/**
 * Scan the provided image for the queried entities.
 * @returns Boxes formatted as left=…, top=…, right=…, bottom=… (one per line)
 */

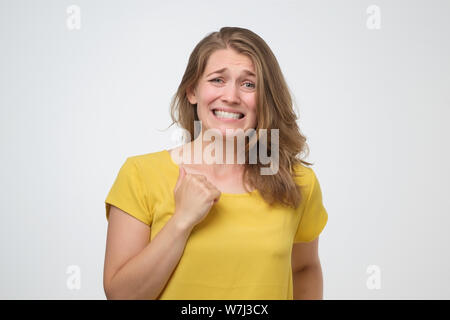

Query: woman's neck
left=182, top=135, right=246, bottom=179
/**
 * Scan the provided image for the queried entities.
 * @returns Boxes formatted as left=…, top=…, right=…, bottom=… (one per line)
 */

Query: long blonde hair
left=168, top=26, right=313, bottom=209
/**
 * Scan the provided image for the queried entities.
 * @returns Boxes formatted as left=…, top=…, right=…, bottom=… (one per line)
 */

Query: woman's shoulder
left=292, top=162, right=314, bottom=177
left=292, top=162, right=327, bottom=206
left=292, top=162, right=318, bottom=189
left=125, top=149, right=175, bottom=172
left=126, top=149, right=166, bottom=162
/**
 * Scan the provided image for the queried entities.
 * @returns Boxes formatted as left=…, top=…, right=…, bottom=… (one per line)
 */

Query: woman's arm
left=291, top=237, right=324, bottom=300
left=292, top=263, right=323, bottom=299
left=103, top=205, right=194, bottom=300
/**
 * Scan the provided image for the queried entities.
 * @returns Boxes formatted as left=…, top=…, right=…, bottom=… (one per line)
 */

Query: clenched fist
left=172, top=166, right=221, bottom=229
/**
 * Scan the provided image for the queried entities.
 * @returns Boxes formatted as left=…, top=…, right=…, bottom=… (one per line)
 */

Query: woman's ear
left=186, top=86, right=197, bottom=105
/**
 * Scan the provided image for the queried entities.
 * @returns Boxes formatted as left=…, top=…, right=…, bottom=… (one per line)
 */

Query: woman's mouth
left=211, top=109, right=245, bottom=122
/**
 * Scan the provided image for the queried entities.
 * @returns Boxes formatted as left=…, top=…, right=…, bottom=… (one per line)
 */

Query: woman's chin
left=205, top=126, right=246, bottom=139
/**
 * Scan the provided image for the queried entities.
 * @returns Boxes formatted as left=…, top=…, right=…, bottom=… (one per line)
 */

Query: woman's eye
left=209, top=78, right=255, bottom=89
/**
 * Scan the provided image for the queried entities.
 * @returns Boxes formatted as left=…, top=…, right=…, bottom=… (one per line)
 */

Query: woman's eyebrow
left=206, top=68, right=256, bottom=77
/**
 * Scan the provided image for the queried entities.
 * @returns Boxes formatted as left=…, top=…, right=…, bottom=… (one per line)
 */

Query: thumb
left=174, top=166, right=186, bottom=191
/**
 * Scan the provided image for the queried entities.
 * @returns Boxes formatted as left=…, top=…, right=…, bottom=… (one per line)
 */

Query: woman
left=103, top=27, right=328, bottom=300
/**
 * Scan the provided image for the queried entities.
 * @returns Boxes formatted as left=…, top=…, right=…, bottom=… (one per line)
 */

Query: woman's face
left=187, top=48, right=258, bottom=139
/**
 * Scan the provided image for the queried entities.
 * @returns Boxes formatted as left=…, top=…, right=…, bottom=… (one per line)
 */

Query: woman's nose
left=222, top=83, right=241, bottom=104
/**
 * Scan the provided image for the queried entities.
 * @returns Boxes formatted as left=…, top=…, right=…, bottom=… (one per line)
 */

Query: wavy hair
left=168, top=26, right=313, bottom=209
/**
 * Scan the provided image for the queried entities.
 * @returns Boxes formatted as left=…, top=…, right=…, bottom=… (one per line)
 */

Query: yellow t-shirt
left=104, top=149, right=328, bottom=300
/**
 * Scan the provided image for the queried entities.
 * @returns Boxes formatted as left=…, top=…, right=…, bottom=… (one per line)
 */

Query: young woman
left=103, top=27, right=328, bottom=300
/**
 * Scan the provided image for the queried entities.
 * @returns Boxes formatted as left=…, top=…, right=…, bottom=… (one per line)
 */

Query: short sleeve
left=104, top=157, right=152, bottom=226
left=293, top=169, right=328, bottom=243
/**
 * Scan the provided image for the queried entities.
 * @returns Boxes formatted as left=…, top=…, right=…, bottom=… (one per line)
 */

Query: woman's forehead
left=205, top=49, right=255, bottom=74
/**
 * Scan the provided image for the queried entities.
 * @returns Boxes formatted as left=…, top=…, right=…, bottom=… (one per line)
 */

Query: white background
left=1, top=0, right=449, bottom=299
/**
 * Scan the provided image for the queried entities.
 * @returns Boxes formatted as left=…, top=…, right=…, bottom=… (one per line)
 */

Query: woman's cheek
left=201, top=85, right=221, bottom=102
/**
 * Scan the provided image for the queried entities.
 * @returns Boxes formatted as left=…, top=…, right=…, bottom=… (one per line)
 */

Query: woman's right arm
left=103, top=205, right=194, bottom=300
left=103, top=166, right=221, bottom=299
